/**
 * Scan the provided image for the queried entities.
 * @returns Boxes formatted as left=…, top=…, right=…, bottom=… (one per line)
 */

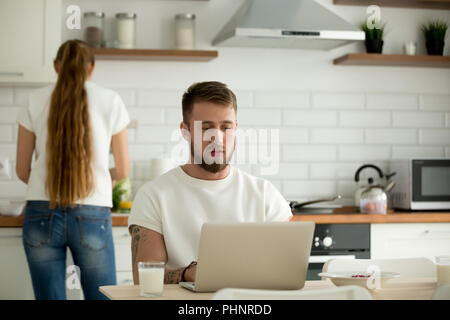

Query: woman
left=15, top=39, right=130, bottom=300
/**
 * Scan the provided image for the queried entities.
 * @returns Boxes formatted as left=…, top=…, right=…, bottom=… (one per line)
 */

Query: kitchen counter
left=290, top=211, right=450, bottom=224
left=0, top=213, right=130, bottom=227
left=1, top=211, right=450, bottom=227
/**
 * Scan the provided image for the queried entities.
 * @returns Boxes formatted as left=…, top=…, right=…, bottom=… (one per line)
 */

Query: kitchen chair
left=211, top=285, right=372, bottom=300
left=432, top=285, right=450, bottom=300
left=322, top=257, right=436, bottom=278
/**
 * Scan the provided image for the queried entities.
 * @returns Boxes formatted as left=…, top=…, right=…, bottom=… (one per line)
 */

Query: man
left=128, top=81, right=292, bottom=285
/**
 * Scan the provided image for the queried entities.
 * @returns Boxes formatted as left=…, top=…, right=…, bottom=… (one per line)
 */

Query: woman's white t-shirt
left=128, top=166, right=293, bottom=270
left=17, top=81, right=130, bottom=208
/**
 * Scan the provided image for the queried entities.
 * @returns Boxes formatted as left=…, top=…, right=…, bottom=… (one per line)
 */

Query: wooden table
left=99, top=278, right=437, bottom=300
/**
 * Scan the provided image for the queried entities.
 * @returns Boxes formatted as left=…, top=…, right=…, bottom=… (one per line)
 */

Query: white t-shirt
left=17, top=81, right=130, bottom=207
left=128, top=166, right=293, bottom=270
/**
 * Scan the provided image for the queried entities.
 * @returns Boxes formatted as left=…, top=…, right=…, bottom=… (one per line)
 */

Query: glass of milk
left=138, top=262, right=165, bottom=297
left=436, top=256, right=450, bottom=286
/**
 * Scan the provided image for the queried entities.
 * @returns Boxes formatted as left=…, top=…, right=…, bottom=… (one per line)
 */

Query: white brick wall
left=128, top=108, right=165, bottom=125
left=419, top=129, right=450, bottom=145
left=0, top=126, right=13, bottom=142
left=283, top=145, right=337, bottom=162
left=283, top=180, right=337, bottom=199
left=0, top=107, right=22, bottom=124
left=0, top=88, right=13, bottom=105
left=366, top=93, right=418, bottom=111
left=1, top=85, right=450, bottom=205
left=340, top=111, right=391, bottom=127
left=254, top=92, right=309, bottom=109
left=365, top=129, right=418, bottom=145
left=283, top=110, right=337, bottom=127
left=311, top=128, right=363, bottom=144
left=312, top=93, right=364, bottom=109
left=339, top=146, right=391, bottom=161
left=392, top=146, right=445, bottom=159
left=392, top=112, right=445, bottom=128
left=420, top=94, right=450, bottom=111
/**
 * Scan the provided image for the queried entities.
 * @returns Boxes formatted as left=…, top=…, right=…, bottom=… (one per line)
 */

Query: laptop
left=179, top=221, right=315, bottom=292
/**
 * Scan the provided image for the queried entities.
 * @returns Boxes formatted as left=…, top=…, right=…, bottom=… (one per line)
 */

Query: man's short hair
left=182, top=81, right=237, bottom=125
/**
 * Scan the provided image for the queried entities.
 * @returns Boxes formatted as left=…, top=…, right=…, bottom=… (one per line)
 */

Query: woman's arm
left=16, top=125, right=36, bottom=184
left=110, top=127, right=130, bottom=181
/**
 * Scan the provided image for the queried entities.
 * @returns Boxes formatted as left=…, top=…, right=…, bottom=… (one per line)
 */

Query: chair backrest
left=211, top=285, right=372, bottom=300
left=322, top=257, right=436, bottom=278
left=432, top=285, right=450, bottom=300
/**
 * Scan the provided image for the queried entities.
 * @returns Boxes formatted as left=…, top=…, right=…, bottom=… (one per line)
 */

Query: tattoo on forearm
left=164, top=268, right=184, bottom=284
left=131, top=225, right=141, bottom=271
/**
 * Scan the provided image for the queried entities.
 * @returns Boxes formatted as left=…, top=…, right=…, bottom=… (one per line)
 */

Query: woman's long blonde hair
left=46, top=40, right=95, bottom=209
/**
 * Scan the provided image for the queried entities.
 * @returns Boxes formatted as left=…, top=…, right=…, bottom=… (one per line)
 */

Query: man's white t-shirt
left=17, top=81, right=130, bottom=208
left=128, top=166, right=293, bottom=270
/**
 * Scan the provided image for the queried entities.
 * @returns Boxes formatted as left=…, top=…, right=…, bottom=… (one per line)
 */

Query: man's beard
left=190, top=140, right=236, bottom=174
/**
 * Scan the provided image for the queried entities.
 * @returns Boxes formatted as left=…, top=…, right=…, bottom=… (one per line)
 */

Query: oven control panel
left=312, top=224, right=370, bottom=250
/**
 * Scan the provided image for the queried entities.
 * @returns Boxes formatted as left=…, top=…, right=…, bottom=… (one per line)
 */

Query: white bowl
left=318, top=271, right=400, bottom=290
left=0, top=200, right=25, bottom=216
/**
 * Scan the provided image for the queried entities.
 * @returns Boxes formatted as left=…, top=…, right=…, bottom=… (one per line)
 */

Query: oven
left=307, top=224, right=370, bottom=280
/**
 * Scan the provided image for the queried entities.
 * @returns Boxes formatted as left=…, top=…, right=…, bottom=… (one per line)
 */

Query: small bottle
left=116, top=13, right=137, bottom=49
left=83, top=12, right=105, bottom=48
left=175, top=14, right=196, bottom=50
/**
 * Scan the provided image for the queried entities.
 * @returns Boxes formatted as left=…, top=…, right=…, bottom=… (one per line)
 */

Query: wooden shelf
left=333, top=53, right=450, bottom=68
left=92, top=48, right=218, bottom=62
left=333, top=0, right=450, bottom=10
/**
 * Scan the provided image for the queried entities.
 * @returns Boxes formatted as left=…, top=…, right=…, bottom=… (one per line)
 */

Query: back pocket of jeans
left=23, top=214, right=54, bottom=247
left=77, top=216, right=110, bottom=251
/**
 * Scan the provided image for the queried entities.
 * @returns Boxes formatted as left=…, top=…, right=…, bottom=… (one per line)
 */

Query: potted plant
left=361, top=21, right=386, bottom=54
left=421, top=20, right=448, bottom=55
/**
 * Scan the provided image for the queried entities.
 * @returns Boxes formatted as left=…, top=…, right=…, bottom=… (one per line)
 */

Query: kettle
left=354, top=164, right=396, bottom=207
left=359, top=181, right=396, bottom=214
left=354, top=164, right=384, bottom=207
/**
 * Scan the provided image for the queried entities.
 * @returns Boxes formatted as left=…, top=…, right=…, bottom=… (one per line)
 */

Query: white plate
left=318, top=271, right=400, bottom=290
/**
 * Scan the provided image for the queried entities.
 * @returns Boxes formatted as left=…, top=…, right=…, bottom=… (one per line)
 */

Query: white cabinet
left=0, top=228, right=34, bottom=299
left=0, top=0, right=61, bottom=83
left=113, top=226, right=134, bottom=285
left=371, top=223, right=450, bottom=261
left=0, top=226, right=132, bottom=300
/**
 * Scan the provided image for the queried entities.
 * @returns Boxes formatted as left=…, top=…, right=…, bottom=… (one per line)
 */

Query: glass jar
left=119, top=201, right=133, bottom=214
left=360, top=186, right=387, bottom=214
left=175, top=13, right=196, bottom=50
left=83, top=12, right=105, bottom=48
left=116, top=13, right=137, bottom=49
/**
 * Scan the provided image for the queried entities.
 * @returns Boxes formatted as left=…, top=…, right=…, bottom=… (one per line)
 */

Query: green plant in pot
left=112, top=177, right=131, bottom=212
left=421, top=20, right=448, bottom=55
left=361, top=20, right=386, bottom=54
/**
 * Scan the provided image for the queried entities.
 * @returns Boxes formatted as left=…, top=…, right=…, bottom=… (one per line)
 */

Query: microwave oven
left=389, top=159, right=450, bottom=210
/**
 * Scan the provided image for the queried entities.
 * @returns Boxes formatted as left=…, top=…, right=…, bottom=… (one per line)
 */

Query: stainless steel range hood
left=212, top=0, right=365, bottom=50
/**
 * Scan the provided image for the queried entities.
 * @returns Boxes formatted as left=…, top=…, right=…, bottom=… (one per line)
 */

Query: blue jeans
left=22, top=201, right=117, bottom=300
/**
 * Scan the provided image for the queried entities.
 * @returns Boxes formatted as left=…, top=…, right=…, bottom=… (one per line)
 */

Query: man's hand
left=183, top=264, right=197, bottom=282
